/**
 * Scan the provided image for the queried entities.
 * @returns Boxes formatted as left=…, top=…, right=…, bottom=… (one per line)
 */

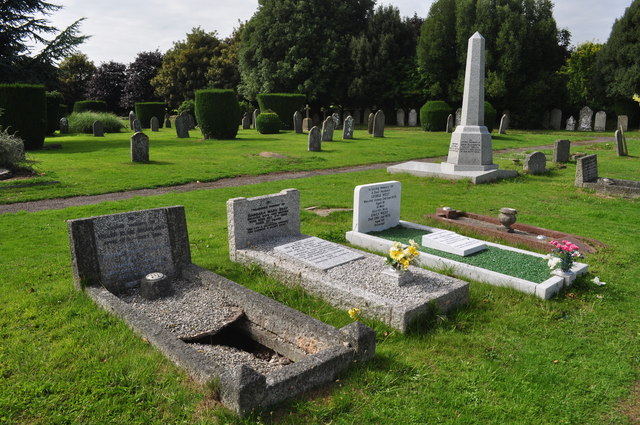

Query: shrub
left=177, top=99, right=197, bottom=125
left=256, top=93, right=305, bottom=129
left=484, top=101, right=497, bottom=132
left=256, top=112, right=281, bottom=134
left=73, top=100, right=107, bottom=113
left=134, top=102, right=166, bottom=129
left=420, top=100, right=451, bottom=131
left=0, top=127, right=25, bottom=168
left=195, top=89, right=240, bottom=139
left=46, top=91, right=63, bottom=136
left=0, top=83, right=46, bottom=150
left=67, top=112, right=125, bottom=134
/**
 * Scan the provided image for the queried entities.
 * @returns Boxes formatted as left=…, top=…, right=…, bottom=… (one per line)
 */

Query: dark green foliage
left=73, top=100, right=107, bottom=113
left=560, top=42, right=605, bottom=111
left=57, top=53, right=95, bottom=106
left=134, top=102, right=166, bottom=129
left=59, top=104, right=68, bottom=118
left=420, top=100, right=451, bottom=131
left=177, top=100, right=197, bottom=125
left=256, top=112, right=281, bottom=134
left=484, top=101, right=496, bottom=132
left=85, top=61, right=127, bottom=113
left=45, top=91, right=63, bottom=135
left=0, top=83, right=46, bottom=150
left=256, top=93, right=305, bottom=129
left=194, top=89, right=240, bottom=139
left=120, top=51, right=164, bottom=110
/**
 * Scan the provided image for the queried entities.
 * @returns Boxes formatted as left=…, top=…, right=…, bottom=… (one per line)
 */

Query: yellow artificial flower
left=348, top=307, right=361, bottom=321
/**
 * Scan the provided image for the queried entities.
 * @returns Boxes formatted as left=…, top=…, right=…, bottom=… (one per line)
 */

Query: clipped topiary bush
left=73, top=100, right=107, bottom=113
left=46, top=91, right=63, bottom=136
left=484, top=101, right=497, bottom=132
left=134, top=102, right=166, bottom=129
left=256, top=111, right=281, bottom=134
left=256, top=93, right=305, bottom=129
left=0, top=126, right=26, bottom=168
left=67, top=112, right=125, bottom=134
left=195, top=89, right=240, bottom=139
left=420, top=100, right=451, bottom=131
left=0, top=83, right=46, bottom=150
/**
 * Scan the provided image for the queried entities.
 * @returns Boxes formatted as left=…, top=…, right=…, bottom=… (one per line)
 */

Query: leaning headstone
left=175, top=114, right=189, bottom=138
left=445, top=114, right=454, bottom=133
left=252, top=109, right=260, bottom=129
left=618, top=115, right=628, bottom=132
left=396, top=109, right=405, bottom=127
left=130, top=132, right=149, bottom=163
left=342, top=115, right=354, bottom=139
left=129, top=111, right=136, bottom=130
left=150, top=116, right=159, bottom=132
left=566, top=116, right=576, bottom=131
left=353, top=108, right=361, bottom=125
left=550, top=108, right=562, bottom=130
left=455, top=108, right=462, bottom=126
left=59, top=117, right=68, bottom=134
left=553, top=139, right=571, bottom=163
left=578, top=106, right=593, bottom=131
left=523, top=151, right=547, bottom=174
left=498, top=114, right=509, bottom=134
left=133, top=119, right=142, bottom=133
left=331, top=112, right=341, bottom=129
left=594, top=111, right=606, bottom=132
left=352, top=181, right=401, bottom=233
left=363, top=108, right=371, bottom=125
left=373, top=110, right=385, bottom=137
left=242, top=112, right=251, bottom=130
left=308, top=126, right=321, bottom=152
left=575, top=154, right=598, bottom=186
left=93, top=120, right=104, bottom=137
left=408, top=109, right=418, bottom=127
left=615, top=130, right=628, bottom=157
left=164, top=113, right=171, bottom=128
left=321, top=117, right=334, bottom=141
left=293, top=111, right=303, bottom=133
left=367, top=113, right=374, bottom=134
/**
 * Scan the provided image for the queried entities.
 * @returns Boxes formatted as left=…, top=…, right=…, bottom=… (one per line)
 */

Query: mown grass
left=1, top=137, right=639, bottom=423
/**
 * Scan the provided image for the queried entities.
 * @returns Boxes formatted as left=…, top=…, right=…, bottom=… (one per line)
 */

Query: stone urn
left=498, top=208, right=517, bottom=233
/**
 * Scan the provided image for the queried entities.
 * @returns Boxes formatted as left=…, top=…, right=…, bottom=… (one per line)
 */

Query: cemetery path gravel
left=0, top=137, right=614, bottom=215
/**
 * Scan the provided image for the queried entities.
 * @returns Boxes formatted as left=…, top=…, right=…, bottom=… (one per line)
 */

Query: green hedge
left=45, top=91, right=63, bottom=136
left=135, top=102, right=165, bottom=129
left=420, top=100, right=451, bottom=131
left=195, top=89, right=240, bottom=139
left=73, top=100, right=107, bottom=113
left=67, top=112, right=125, bottom=134
left=256, top=93, right=305, bottom=129
left=484, top=101, right=497, bottom=132
left=256, top=112, right=281, bottom=134
left=0, top=83, right=46, bottom=150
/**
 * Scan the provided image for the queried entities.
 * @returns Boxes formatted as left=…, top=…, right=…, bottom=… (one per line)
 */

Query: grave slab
left=421, top=229, right=487, bottom=256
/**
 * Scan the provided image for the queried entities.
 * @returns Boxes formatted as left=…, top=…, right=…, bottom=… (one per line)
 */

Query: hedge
left=67, top=112, right=124, bottom=134
left=420, top=100, right=451, bottom=131
left=135, top=102, right=166, bottom=129
left=195, top=89, right=240, bottom=139
left=0, top=83, right=46, bottom=150
left=256, top=93, right=305, bottom=129
left=256, top=112, right=281, bottom=134
left=73, top=100, right=107, bottom=113
left=46, top=91, right=63, bottom=136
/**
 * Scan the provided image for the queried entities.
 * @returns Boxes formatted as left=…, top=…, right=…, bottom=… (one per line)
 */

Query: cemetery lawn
left=0, top=126, right=602, bottom=205
left=1, top=142, right=639, bottom=423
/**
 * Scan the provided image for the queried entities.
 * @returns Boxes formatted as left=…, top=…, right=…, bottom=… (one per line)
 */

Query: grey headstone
left=130, top=131, right=149, bottom=162
left=565, top=116, right=576, bottom=131
left=367, top=113, right=374, bottom=134
left=523, top=151, right=546, bottom=174
left=618, top=115, right=628, bottom=132
left=455, top=108, right=462, bottom=126
left=373, top=110, right=385, bottom=137
left=553, top=139, right=571, bottom=163
left=550, top=108, right=562, bottom=130
left=615, top=130, right=628, bottom=157
left=498, top=114, right=509, bottom=134
left=353, top=109, right=361, bottom=125
left=293, top=111, right=303, bottom=133
left=304, top=104, right=311, bottom=119
left=129, top=111, right=136, bottom=130
left=342, top=115, right=354, bottom=139
left=308, top=126, right=321, bottom=151
left=396, top=109, right=405, bottom=127
left=252, top=109, right=260, bottom=129
left=445, top=114, right=454, bottom=133
left=242, top=112, right=251, bottom=130
left=164, top=113, right=171, bottom=128
left=575, top=154, right=598, bottom=186
left=363, top=108, right=371, bottom=126
left=133, top=119, right=142, bottom=133
left=93, top=120, right=104, bottom=137
left=331, top=112, right=341, bottom=129
left=150, top=116, right=159, bottom=132
left=578, top=106, right=593, bottom=131
left=59, top=117, right=68, bottom=134
left=594, top=111, right=606, bottom=132
left=175, top=114, right=189, bottom=138
left=408, top=109, right=418, bottom=127
left=302, top=118, right=312, bottom=132
left=321, top=117, right=334, bottom=141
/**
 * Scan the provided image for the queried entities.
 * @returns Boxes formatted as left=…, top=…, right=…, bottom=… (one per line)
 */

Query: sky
left=42, top=0, right=633, bottom=65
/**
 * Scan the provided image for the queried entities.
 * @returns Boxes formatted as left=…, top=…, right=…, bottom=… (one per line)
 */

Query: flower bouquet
left=546, top=240, right=582, bottom=273
left=386, top=240, right=420, bottom=271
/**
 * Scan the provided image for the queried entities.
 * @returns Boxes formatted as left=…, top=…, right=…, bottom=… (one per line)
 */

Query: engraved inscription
left=247, top=202, right=289, bottom=235
left=362, top=184, right=398, bottom=228
left=459, top=139, right=481, bottom=154
left=274, top=237, right=363, bottom=270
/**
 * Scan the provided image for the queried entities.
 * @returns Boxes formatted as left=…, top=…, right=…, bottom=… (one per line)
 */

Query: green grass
left=1, top=134, right=639, bottom=423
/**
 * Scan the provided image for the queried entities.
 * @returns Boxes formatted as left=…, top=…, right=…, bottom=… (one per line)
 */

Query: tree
left=120, top=51, right=164, bottom=110
left=85, top=61, right=127, bottom=113
left=560, top=42, right=604, bottom=110
left=206, top=24, right=244, bottom=90
left=57, top=53, right=96, bottom=106
left=0, top=0, right=88, bottom=84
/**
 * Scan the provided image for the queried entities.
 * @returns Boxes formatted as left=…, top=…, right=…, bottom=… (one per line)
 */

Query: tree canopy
left=57, top=53, right=95, bottom=106
left=85, top=61, right=127, bottom=113
left=120, top=51, right=164, bottom=110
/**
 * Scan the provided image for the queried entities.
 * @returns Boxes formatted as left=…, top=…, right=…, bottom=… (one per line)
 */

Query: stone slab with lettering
left=352, top=181, right=401, bottom=233
left=566, top=116, right=576, bottom=131
left=578, top=106, right=593, bottom=131
left=408, top=109, right=418, bottom=126
left=523, top=151, right=546, bottom=174
left=575, top=154, right=598, bottom=186
left=93, top=120, right=104, bottom=137
left=396, top=109, right=405, bottom=126
left=68, top=206, right=191, bottom=293
left=618, top=115, right=628, bottom=132
left=594, top=111, right=606, bottom=132
left=274, top=236, right=363, bottom=270
left=342, top=115, right=354, bottom=139
left=373, top=110, right=385, bottom=137
left=550, top=108, right=562, bottom=130
left=131, top=131, right=149, bottom=162
left=308, top=126, right=321, bottom=151
left=421, top=229, right=486, bottom=256
left=553, top=139, right=570, bottom=163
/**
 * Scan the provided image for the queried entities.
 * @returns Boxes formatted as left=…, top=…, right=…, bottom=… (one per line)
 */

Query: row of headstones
left=562, top=107, right=616, bottom=132
left=129, top=110, right=196, bottom=139
left=521, top=139, right=572, bottom=174
left=307, top=110, right=386, bottom=151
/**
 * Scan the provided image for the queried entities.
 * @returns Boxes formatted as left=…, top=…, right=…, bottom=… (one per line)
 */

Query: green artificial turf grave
left=368, top=225, right=551, bottom=283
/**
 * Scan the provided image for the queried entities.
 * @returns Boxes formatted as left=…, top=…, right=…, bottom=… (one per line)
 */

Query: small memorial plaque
left=421, top=230, right=487, bottom=256
left=274, top=237, right=363, bottom=270
left=353, top=181, right=401, bottom=233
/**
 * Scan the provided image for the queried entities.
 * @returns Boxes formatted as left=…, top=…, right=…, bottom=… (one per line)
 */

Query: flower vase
left=553, top=268, right=576, bottom=286
left=382, top=267, right=413, bottom=287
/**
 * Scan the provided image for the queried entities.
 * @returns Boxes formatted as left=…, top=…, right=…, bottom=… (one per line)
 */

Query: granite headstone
left=321, top=117, right=334, bottom=141
left=242, top=112, right=251, bottom=130
left=367, top=113, right=374, bottom=134
left=566, top=116, right=576, bottom=131
left=308, top=126, right=321, bottom=152
left=133, top=119, right=142, bottom=133
left=553, top=139, right=571, bottom=163
left=93, top=120, right=104, bottom=137
left=523, top=151, right=546, bottom=174
left=498, top=114, right=509, bottom=134
left=164, top=113, right=171, bottom=128
left=408, top=109, right=418, bottom=127
left=594, top=111, right=606, bottom=132
left=293, top=111, right=303, bottom=133
left=150, top=116, right=159, bottom=132
left=396, top=109, right=405, bottom=127
left=175, top=114, right=189, bottom=138
left=129, top=111, right=136, bottom=130
left=130, top=131, right=149, bottom=162
left=575, top=154, right=598, bottom=186
left=578, top=106, right=593, bottom=131
left=373, top=110, right=385, bottom=137
left=445, top=114, right=454, bottom=133
left=342, top=115, right=354, bottom=139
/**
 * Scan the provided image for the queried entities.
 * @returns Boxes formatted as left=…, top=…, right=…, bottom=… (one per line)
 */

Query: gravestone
left=133, top=119, right=142, bottom=133
left=308, top=126, right=321, bottom=152
left=252, top=109, right=260, bottom=129
left=129, top=111, right=136, bottom=130
left=523, top=151, right=547, bottom=174
left=342, top=115, right=354, bottom=139
left=274, top=237, right=363, bottom=270
left=575, top=154, right=598, bottom=186
left=331, top=112, right=341, bottom=129
left=302, top=118, right=312, bottom=132
left=396, top=109, right=405, bottom=127
left=175, top=114, right=189, bottom=138
left=130, top=132, right=149, bottom=163
left=373, top=110, right=385, bottom=137
left=578, top=106, right=593, bottom=131
left=553, top=139, right=571, bottom=163
left=293, top=111, right=303, bottom=133
left=93, top=120, right=104, bottom=137
left=352, top=181, right=401, bottom=233
left=59, top=117, right=68, bottom=134
left=150, top=116, right=159, bottom=132
left=184, top=113, right=195, bottom=130
left=455, top=108, right=462, bottom=126
left=242, top=112, right=251, bottom=130
left=367, top=113, right=374, bottom=134
left=618, top=115, right=628, bottom=132
left=445, top=114, right=454, bottom=133
left=321, top=117, right=334, bottom=141
left=164, top=113, right=171, bottom=128
left=498, top=114, right=509, bottom=134
left=594, top=111, right=606, bottom=131
left=312, top=113, right=320, bottom=127
left=550, top=108, right=562, bottom=130
left=421, top=229, right=486, bottom=256
left=566, top=116, right=576, bottom=131
left=353, top=109, right=361, bottom=125
left=408, top=109, right=418, bottom=127
left=363, top=108, right=371, bottom=125
left=615, top=130, right=628, bottom=156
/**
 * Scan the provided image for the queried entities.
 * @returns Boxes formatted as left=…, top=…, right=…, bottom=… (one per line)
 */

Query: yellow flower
left=348, top=307, right=361, bottom=321
left=634, top=93, right=640, bottom=104
left=407, top=245, right=418, bottom=257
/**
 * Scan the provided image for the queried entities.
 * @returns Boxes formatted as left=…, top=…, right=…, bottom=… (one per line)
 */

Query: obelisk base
left=443, top=125, right=495, bottom=171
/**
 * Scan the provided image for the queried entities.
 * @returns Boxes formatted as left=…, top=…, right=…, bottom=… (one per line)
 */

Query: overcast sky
left=43, top=0, right=633, bottom=65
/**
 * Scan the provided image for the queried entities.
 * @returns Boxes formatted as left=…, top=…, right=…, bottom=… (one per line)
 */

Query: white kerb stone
left=421, top=229, right=487, bottom=256
left=352, top=181, right=401, bottom=233
left=274, top=237, right=363, bottom=271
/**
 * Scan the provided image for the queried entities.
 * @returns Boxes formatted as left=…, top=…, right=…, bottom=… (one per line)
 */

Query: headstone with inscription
left=408, top=109, right=418, bottom=127
left=129, top=111, right=136, bottom=130
left=93, top=120, right=104, bottom=137
left=133, top=119, right=142, bottom=133
left=367, top=113, right=374, bottom=134
left=594, top=111, right=606, bottom=132
left=550, top=108, right=562, bottom=130
left=352, top=181, right=401, bottom=233
left=331, top=112, right=341, bottom=129
left=566, top=116, right=576, bottom=131
left=164, top=113, right=171, bottom=128
left=553, top=139, right=571, bottom=163
left=575, top=154, right=598, bottom=186
left=130, top=131, right=149, bottom=162
left=578, top=106, right=593, bottom=131
left=274, top=237, right=363, bottom=271
left=308, top=126, right=321, bottom=152
left=342, top=115, right=354, bottom=139
left=293, top=111, right=303, bottom=133
left=618, top=115, right=628, bottom=132
left=321, top=117, right=334, bottom=141
left=421, top=229, right=486, bottom=256
left=242, top=112, right=251, bottom=130
left=175, top=114, right=189, bottom=138
left=396, top=109, right=405, bottom=127
left=150, top=116, right=159, bottom=132
left=523, top=151, right=546, bottom=174
left=446, top=114, right=454, bottom=133
left=373, top=110, right=385, bottom=137
left=498, top=114, right=509, bottom=134
left=59, top=117, right=68, bottom=134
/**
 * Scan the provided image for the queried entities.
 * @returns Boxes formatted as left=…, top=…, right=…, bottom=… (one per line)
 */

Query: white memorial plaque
left=421, top=230, right=487, bottom=256
left=274, top=237, right=363, bottom=270
left=352, top=181, right=401, bottom=233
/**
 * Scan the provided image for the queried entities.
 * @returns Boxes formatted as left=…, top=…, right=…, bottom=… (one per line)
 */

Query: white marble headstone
left=352, top=181, right=401, bottom=233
